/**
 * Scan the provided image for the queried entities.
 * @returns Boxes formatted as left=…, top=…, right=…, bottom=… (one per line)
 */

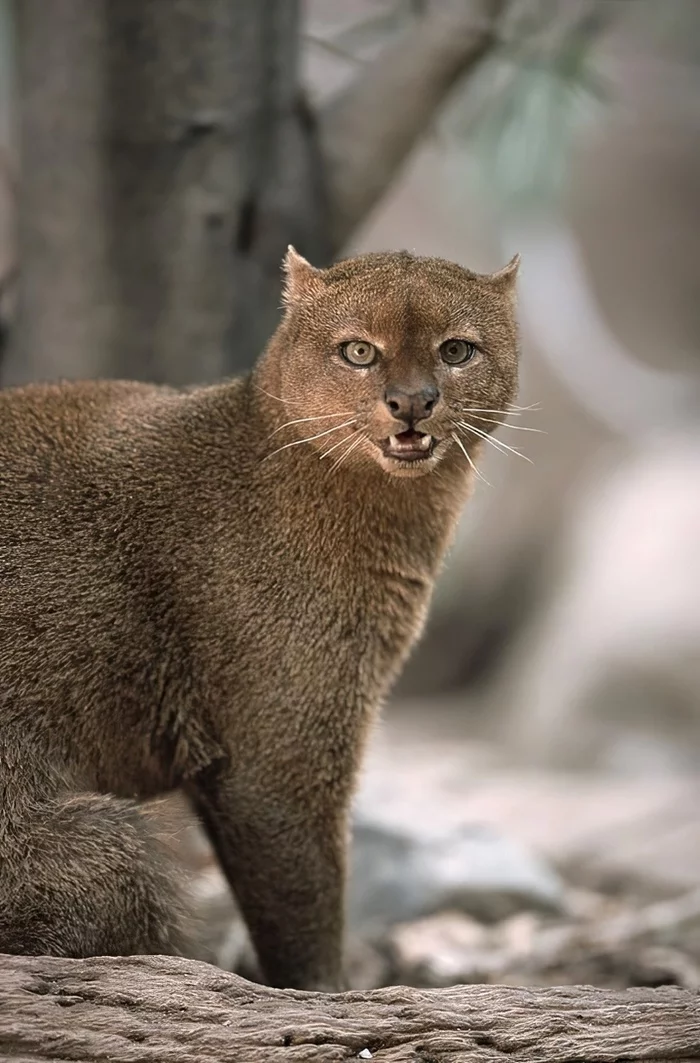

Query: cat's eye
left=340, top=340, right=378, bottom=367
left=440, top=339, right=478, bottom=365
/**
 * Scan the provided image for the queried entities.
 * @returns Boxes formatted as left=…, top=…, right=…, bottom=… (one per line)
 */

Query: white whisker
left=469, top=415, right=544, bottom=434
left=458, top=407, right=517, bottom=415
left=253, top=384, right=295, bottom=406
left=270, top=411, right=353, bottom=438
left=458, top=407, right=528, bottom=417
left=319, top=427, right=364, bottom=460
left=263, top=419, right=356, bottom=461
left=329, top=432, right=366, bottom=474
left=459, top=403, right=541, bottom=416
left=450, top=431, right=491, bottom=486
left=455, top=421, right=533, bottom=464
left=456, top=419, right=521, bottom=458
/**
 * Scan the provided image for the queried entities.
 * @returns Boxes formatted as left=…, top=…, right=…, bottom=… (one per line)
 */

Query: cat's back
left=0, top=379, right=206, bottom=745
left=0, top=378, right=175, bottom=475
left=0, top=378, right=198, bottom=533
left=0, top=380, right=177, bottom=648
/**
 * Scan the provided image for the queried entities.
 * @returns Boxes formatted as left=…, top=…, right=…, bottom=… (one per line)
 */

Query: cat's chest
left=320, top=549, right=436, bottom=671
left=240, top=541, right=432, bottom=655
left=296, top=504, right=441, bottom=637
left=216, top=485, right=449, bottom=673
left=337, top=562, right=435, bottom=699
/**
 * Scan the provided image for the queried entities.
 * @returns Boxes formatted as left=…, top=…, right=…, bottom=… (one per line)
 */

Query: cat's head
left=261, top=247, right=520, bottom=479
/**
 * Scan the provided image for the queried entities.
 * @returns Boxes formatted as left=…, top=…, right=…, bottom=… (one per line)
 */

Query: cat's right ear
left=282, top=246, right=324, bottom=306
left=487, top=254, right=520, bottom=292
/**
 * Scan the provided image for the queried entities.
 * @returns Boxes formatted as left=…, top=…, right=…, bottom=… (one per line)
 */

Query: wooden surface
left=1, top=953, right=699, bottom=1062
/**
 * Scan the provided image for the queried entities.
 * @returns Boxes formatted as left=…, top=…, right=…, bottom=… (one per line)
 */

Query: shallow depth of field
left=1, top=0, right=699, bottom=993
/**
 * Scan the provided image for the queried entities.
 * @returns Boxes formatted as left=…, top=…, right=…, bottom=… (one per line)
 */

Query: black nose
left=384, top=384, right=440, bottom=424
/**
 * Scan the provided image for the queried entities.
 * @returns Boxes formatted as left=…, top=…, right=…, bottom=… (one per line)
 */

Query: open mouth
left=380, top=429, right=435, bottom=462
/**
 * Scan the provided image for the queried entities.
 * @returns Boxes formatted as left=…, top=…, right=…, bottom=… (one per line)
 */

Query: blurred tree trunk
left=8, top=0, right=330, bottom=384
left=5, top=0, right=505, bottom=386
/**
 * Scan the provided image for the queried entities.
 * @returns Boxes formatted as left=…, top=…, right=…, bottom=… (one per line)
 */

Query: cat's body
left=0, top=249, right=519, bottom=989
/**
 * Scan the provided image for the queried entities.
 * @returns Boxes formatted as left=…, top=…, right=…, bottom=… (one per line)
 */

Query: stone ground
left=155, top=697, right=700, bottom=993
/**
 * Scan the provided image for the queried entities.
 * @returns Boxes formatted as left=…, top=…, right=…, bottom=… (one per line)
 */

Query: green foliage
left=441, top=0, right=612, bottom=211
left=307, top=0, right=614, bottom=212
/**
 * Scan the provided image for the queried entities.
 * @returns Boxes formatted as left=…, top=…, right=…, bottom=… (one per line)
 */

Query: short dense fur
left=0, top=249, right=519, bottom=989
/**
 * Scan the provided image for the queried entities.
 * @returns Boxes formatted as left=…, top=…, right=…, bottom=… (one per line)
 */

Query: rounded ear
left=487, top=253, right=521, bottom=296
left=282, top=246, right=324, bottom=305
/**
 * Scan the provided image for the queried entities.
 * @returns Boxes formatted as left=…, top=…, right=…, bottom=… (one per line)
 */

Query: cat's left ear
left=282, top=246, right=324, bottom=305
left=486, top=254, right=520, bottom=298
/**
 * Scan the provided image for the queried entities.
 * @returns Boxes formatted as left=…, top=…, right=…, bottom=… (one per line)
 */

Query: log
left=0, top=953, right=698, bottom=1062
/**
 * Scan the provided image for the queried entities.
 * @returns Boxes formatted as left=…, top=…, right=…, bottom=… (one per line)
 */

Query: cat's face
left=266, top=248, right=520, bottom=480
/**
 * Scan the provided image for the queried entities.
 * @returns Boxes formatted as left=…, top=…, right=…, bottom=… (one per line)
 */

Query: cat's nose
left=384, top=384, right=440, bottom=424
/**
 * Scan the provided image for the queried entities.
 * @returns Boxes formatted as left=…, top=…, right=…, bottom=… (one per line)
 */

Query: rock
left=348, top=718, right=566, bottom=932
left=358, top=710, right=700, bottom=899
left=348, top=818, right=564, bottom=934
left=390, top=910, right=534, bottom=985
left=389, top=889, right=700, bottom=991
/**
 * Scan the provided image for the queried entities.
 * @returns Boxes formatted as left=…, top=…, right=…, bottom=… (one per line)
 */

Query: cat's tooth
left=417, top=435, right=431, bottom=450
left=389, top=435, right=400, bottom=448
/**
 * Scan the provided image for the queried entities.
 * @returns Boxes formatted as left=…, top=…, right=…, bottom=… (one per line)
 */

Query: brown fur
left=0, top=248, right=519, bottom=989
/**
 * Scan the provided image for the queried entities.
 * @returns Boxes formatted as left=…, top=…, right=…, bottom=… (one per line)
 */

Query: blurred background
left=1, top=0, right=699, bottom=990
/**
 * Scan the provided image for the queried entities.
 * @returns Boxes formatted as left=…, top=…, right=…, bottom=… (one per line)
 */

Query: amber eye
left=341, top=340, right=378, bottom=367
left=440, top=339, right=477, bottom=365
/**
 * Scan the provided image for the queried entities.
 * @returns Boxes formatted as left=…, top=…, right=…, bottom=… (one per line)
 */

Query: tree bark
left=8, top=0, right=331, bottom=385
left=10, top=0, right=116, bottom=382
left=4, top=0, right=506, bottom=387
left=1, top=953, right=698, bottom=1063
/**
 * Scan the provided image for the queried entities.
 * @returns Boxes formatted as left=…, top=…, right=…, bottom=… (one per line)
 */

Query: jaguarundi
left=0, top=247, right=520, bottom=990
